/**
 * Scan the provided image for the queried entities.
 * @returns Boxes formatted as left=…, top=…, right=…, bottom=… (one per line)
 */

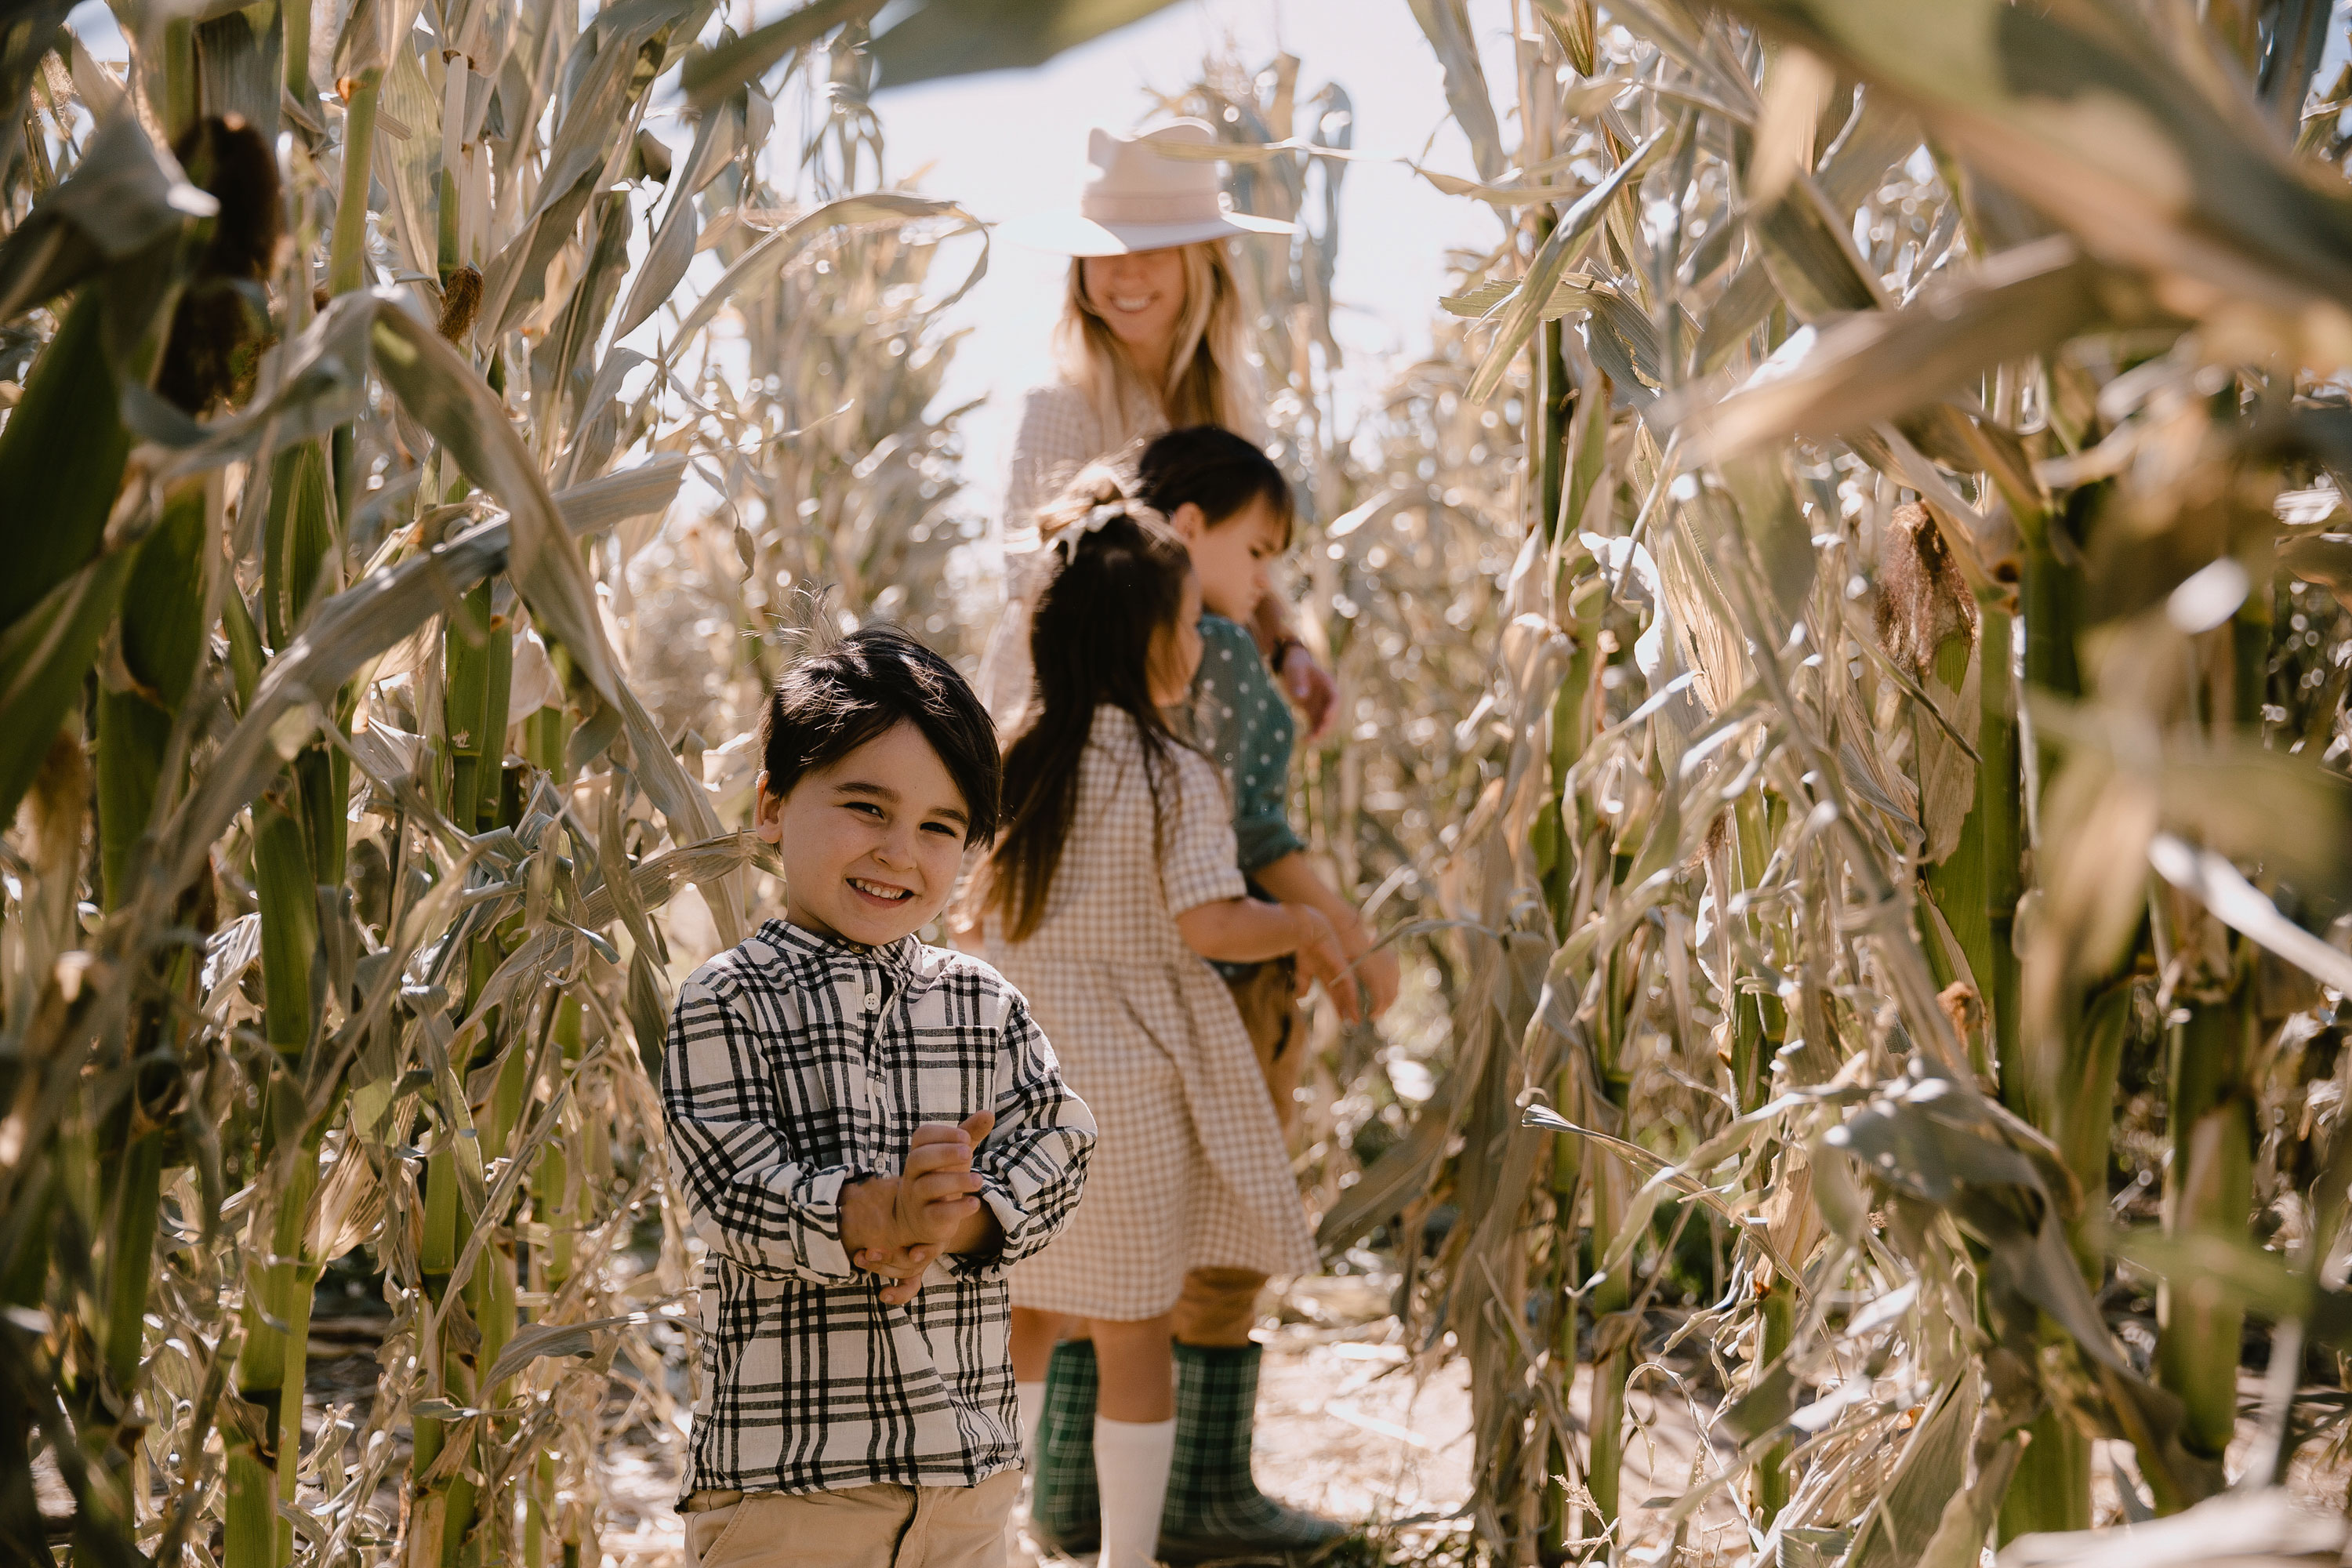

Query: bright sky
left=870, top=0, right=1523, bottom=517
left=63, top=0, right=1526, bottom=521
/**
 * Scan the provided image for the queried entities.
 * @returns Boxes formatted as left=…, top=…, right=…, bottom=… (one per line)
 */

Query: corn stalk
left=1307, top=2, right=2352, bottom=1562
left=0, top=5, right=987, bottom=1564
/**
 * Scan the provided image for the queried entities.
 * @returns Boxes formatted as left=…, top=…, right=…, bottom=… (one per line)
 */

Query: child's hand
left=852, top=1240, right=938, bottom=1306
left=1284, top=905, right=1360, bottom=1025
left=1348, top=934, right=1401, bottom=1020
left=1283, top=644, right=1340, bottom=742
left=840, top=1174, right=920, bottom=1280
left=893, top=1112, right=995, bottom=1247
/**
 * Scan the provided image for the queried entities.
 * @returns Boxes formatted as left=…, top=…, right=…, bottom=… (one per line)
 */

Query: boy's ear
left=1168, top=500, right=1207, bottom=542
left=752, top=770, right=784, bottom=844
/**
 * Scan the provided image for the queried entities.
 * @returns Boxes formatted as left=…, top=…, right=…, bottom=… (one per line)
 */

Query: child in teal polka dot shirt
left=1137, top=428, right=1399, bottom=1020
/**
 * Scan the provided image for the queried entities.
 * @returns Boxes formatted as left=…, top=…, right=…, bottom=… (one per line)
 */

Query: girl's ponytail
left=982, top=483, right=1194, bottom=942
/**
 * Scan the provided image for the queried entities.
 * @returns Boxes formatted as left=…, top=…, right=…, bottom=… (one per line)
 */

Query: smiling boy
left=661, top=626, right=1095, bottom=1567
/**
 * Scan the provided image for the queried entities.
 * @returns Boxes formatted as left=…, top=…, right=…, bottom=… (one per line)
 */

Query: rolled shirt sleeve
left=661, top=974, right=866, bottom=1284
left=946, top=990, right=1096, bottom=1277
left=1163, top=747, right=1251, bottom=916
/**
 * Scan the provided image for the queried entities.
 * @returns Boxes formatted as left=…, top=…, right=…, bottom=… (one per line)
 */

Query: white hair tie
left=1054, top=500, right=1165, bottom=560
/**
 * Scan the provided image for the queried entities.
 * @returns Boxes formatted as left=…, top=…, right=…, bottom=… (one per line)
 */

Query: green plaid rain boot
left=1158, top=1342, right=1346, bottom=1563
left=1029, top=1339, right=1102, bottom=1558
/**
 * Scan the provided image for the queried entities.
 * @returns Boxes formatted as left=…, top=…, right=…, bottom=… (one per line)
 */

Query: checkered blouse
left=662, top=920, right=1095, bottom=1497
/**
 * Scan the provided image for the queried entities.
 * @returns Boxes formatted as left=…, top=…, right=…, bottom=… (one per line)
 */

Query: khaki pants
left=684, top=1471, right=1019, bottom=1568
left=1171, top=959, right=1305, bottom=1348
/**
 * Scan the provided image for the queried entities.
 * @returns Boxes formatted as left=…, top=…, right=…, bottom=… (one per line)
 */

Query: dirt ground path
left=594, top=1274, right=1739, bottom=1566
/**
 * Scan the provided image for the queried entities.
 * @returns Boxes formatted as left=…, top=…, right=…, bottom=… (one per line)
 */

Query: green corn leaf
left=477, top=169, right=598, bottom=343
left=1844, top=1378, right=1975, bottom=1568
left=478, top=1312, right=659, bottom=1389
left=608, top=192, right=697, bottom=342
left=193, top=3, right=282, bottom=137
left=681, top=0, right=884, bottom=114
left=0, top=546, right=136, bottom=829
left=1672, top=238, right=2142, bottom=463
left=1716, top=0, right=2352, bottom=318
left=554, top=452, right=686, bottom=536
left=0, top=289, right=133, bottom=630
left=1749, top=172, right=1885, bottom=320
left=372, top=20, right=441, bottom=280
left=867, top=0, right=1181, bottom=89
left=252, top=793, right=320, bottom=1057
left=1406, top=0, right=1508, bottom=183
left=96, top=482, right=209, bottom=909
left=666, top=193, right=982, bottom=354
left=1465, top=129, right=1671, bottom=405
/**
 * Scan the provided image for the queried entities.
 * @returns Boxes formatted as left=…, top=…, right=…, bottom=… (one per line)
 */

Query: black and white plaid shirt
left=662, top=919, right=1094, bottom=1497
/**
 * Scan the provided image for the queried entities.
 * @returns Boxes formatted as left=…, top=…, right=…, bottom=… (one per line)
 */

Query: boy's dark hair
left=1134, top=425, right=1295, bottom=550
left=757, top=625, right=1001, bottom=844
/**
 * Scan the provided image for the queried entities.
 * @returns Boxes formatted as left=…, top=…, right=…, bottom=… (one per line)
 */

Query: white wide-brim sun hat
left=999, top=119, right=1297, bottom=256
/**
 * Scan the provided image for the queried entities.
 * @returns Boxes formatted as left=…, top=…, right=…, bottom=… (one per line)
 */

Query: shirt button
left=865, top=993, right=879, bottom=1011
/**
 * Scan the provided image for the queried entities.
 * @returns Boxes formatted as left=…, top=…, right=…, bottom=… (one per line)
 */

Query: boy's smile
left=754, top=720, right=973, bottom=947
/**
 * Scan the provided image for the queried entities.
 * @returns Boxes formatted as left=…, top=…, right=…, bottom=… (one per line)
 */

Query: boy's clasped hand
left=840, top=1110, right=998, bottom=1305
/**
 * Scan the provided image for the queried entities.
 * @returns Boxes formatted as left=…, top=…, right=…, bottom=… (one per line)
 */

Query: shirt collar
left=760, top=917, right=919, bottom=981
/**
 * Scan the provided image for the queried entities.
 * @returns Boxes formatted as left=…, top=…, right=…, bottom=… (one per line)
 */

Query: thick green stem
left=1582, top=1151, right=1630, bottom=1541
left=2157, top=982, right=2255, bottom=1465
left=327, top=71, right=383, bottom=296
left=1756, top=1274, right=1795, bottom=1523
left=1992, top=533, right=2101, bottom=1540
left=233, top=782, right=323, bottom=1567
left=252, top=800, right=318, bottom=1063
left=227, top=1156, right=314, bottom=1568
left=443, top=583, right=507, bottom=832
left=101, top=1134, right=164, bottom=1395
left=1536, top=312, right=1570, bottom=539
left=416, top=1134, right=480, bottom=1567
left=1977, top=611, right=2023, bottom=1076
left=285, top=0, right=312, bottom=100
left=1543, top=1076, right=1583, bottom=1560
left=1998, top=1414, right=2091, bottom=1538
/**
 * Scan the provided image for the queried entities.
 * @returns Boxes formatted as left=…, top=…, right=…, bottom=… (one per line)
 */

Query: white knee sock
left=1094, top=1415, right=1176, bottom=1567
left=1014, top=1379, right=1047, bottom=1462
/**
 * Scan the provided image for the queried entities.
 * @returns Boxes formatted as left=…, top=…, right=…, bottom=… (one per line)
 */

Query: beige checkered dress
left=982, top=707, right=1318, bottom=1321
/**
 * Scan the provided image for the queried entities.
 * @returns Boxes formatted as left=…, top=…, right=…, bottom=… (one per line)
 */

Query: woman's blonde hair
left=1055, top=241, right=1265, bottom=450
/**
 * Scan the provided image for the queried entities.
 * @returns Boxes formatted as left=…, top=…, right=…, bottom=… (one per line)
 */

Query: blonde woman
left=981, top=120, right=1338, bottom=740
left=989, top=122, right=1349, bottom=1563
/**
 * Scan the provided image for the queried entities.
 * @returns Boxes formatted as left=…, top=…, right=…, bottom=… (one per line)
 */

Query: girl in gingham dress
left=972, top=503, right=1348, bottom=1568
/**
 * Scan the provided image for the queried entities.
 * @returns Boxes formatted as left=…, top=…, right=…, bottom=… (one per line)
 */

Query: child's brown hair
left=758, top=625, right=1001, bottom=844
left=1134, top=424, right=1295, bottom=549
